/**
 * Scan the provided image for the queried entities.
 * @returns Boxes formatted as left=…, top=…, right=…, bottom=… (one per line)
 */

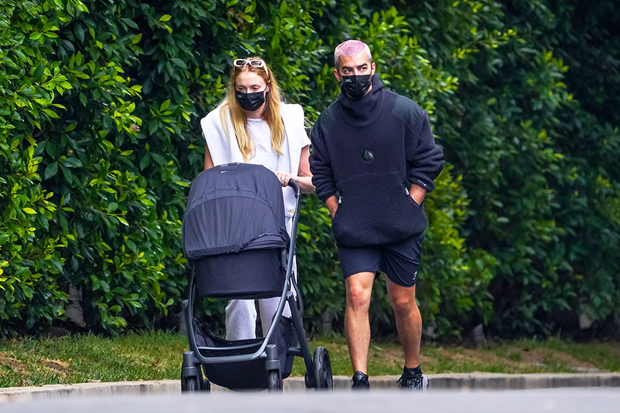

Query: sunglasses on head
left=233, top=59, right=269, bottom=76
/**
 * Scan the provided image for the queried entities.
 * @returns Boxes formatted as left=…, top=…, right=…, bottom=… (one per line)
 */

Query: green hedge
left=1, top=0, right=618, bottom=339
left=399, top=0, right=620, bottom=336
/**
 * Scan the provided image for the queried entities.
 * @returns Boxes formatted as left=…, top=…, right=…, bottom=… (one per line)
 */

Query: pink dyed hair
left=334, top=40, right=372, bottom=68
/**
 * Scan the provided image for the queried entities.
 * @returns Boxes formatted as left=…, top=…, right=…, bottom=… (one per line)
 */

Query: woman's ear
left=265, top=83, right=271, bottom=94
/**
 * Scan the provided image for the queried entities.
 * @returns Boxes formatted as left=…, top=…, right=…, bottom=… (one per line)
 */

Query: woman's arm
left=204, top=143, right=214, bottom=170
left=295, top=145, right=315, bottom=194
left=275, top=145, right=315, bottom=194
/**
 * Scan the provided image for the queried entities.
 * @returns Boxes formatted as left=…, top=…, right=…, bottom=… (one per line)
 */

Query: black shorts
left=338, top=232, right=425, bottom=288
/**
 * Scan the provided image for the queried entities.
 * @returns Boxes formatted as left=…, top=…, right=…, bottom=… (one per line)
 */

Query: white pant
left=225, top=217, right=296, bottom=341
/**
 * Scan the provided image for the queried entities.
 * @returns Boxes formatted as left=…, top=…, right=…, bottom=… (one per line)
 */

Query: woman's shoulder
left=200, top=104, right=227, bottom=129
left=280, top=103, right=309, bottom=149
left=281, top=102, right=303, bottom=113
left=280, top=102, right=304, bottom=123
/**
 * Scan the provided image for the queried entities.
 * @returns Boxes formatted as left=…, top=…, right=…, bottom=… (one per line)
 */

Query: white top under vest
left=246, top=117, right=279, bottom=171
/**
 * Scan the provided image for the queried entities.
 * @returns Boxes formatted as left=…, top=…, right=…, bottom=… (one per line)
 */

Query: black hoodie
left=309, top=75, right=445, bottom=247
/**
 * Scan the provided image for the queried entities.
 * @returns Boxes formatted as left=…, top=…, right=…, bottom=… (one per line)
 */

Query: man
left=309, top=40, right=444, bottom=390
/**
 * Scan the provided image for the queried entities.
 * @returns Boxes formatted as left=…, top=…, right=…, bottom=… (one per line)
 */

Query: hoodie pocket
left=407, top=192, right=422, bottom=209
left=332, top=172, right=428, bottom=247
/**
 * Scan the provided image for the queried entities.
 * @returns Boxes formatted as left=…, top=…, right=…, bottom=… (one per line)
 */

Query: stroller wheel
left=267, top=370, right=283, bottom=392
left=182, top=376, right=199, bottom=392
left=313, top=346, right=333, bottom=390
left=181, top=351, right=205, bottom=393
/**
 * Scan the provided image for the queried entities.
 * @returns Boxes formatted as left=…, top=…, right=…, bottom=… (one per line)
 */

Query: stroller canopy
left=182, top=163, right=290, bottom=259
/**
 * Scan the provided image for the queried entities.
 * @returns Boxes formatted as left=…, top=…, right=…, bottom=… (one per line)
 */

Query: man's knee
left=390, top=292, right=417, bottom=316
left=346, top=283, right=371, bottom=312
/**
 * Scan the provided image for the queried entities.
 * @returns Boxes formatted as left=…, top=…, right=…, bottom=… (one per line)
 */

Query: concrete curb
left=1, top=372, right=619, bottom=401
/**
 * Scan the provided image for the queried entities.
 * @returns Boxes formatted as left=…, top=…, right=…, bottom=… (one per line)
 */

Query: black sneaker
left=398, top=368, right=428, bottom=390
left=351, top=371, right=370, bottom=390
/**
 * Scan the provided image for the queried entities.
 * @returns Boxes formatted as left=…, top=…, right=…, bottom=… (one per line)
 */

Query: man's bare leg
left=386, top=280, right=421, bottom=368
left=344, top=272, right=375, bottom=373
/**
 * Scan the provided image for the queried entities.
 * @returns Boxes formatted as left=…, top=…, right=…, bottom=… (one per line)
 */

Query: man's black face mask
left=235, top=90, right=266, bottom=112
left=339, top=74, right=372, bottom=99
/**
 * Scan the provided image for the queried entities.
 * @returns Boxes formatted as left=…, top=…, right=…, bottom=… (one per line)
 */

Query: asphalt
left=1, top=372, right=619, bottom=401
left=1, top=388, right=620, bottom=413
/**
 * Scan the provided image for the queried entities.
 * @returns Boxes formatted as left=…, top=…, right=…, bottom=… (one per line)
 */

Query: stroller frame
left=181, top=179, right=332, bottom=392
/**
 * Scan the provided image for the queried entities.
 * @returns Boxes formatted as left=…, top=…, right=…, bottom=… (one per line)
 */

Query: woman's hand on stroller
left=275, top=171, right=295, bottom=187
left=276, top=171, right=311, bottom=194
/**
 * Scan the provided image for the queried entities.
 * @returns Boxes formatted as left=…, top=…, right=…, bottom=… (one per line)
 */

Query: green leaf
left=44, top=162, right=59, bottom=180
left=139, top=154, right=150, bottom=170
left=60, top=166, right=73, bottom=184
left=100, top=280, right=110, bottom=293
left=75, top=25, right=85, bottom=43
left=122, top=18, right=139, bottom=30
left=271, top=34, right=280, bottom=51
left=23, top=208, right=37, bottom=215
left=170, top=58, right=187, bottom=69
left=241, top=41, right=255, bottom=53
left=151, top=153, right=166, bottom=165
left=148, top=120, right=158, bottom=134
left=159, top=14, right=172, bottom=22
left=62, top=157, right=84, bottom=168
left=43, top=109, right=59, bottom=119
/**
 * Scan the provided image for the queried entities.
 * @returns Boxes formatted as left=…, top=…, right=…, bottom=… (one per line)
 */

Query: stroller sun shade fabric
left=182, top=163, right=290, bottom=259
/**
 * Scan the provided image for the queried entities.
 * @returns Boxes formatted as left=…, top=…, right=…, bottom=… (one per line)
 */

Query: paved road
left=1, top=388, right=619, bottom=413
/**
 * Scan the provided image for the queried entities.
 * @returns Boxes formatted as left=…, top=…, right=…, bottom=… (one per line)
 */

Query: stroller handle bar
left=286, top=178, right=301, bottom=197
left=285, top=178, right=303, bottom=318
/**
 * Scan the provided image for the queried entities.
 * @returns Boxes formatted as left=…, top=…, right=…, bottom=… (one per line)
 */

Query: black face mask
left=339, top=74, right=372, bottom=99
left=235, top=90, right=266, bottom=112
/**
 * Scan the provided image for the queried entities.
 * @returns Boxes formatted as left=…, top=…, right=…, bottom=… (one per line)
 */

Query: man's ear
left=371, top=62, right=376, bottom=76
left=333, top=68, right=341, bottom=82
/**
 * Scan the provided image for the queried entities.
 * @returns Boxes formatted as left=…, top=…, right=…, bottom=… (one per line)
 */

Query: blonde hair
left=219, top=57, right=285, bottom=162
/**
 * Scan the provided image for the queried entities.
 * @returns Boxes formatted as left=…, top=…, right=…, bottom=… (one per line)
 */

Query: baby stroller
left=180, top=162, right=333, bottom=392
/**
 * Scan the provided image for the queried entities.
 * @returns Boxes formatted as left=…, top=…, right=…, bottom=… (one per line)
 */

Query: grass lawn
left=1, top=331, right=619, bottom=388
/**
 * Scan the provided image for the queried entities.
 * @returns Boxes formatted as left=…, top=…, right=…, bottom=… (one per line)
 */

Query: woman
left=200, top=57, right=314, bottom=340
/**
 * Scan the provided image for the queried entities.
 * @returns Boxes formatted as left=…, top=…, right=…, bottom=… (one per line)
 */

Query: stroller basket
left=192, top=318, right=295, bottom=389
left=194, top=248, right=285, bottom=299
